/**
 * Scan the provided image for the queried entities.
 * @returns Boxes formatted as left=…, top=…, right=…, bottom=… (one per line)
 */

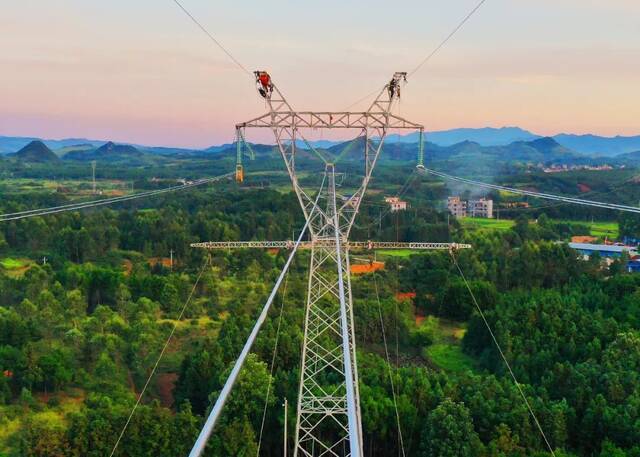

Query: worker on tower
left=254, top=71, right=273, bottom=98
left=388, top=72, right=407, bottom=100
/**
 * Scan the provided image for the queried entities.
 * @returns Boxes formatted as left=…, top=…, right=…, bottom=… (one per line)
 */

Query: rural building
left=468, top=198, right=493, bottom=218
left=447, top=196, right=493, bottom=218
left=384, top=196, right=408, bottom=212
left=568, top=242, right=637, bottom=260
left=627, top=257, right=640, bottom=273
left=447, top=196, right=467, bottom=218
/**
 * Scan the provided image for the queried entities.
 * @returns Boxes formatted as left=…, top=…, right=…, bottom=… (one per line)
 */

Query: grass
left=425, top=343, right=476, bottom=373
left=0, top=258, right=28, bottom=269
left=415, top=314, right=476, bottom=373
left=461, top=217, right=619, bottom=239
left=158, top=316, right=217, bottom=330
left=0, top=257, right=34, bottom=278
left=0, top=415, right=20, bottom=455
left=376, top=249, right=414, bottom=257
left=566, top=220, right=619, bottom=239
left=460, top=217, right=515, bottom=231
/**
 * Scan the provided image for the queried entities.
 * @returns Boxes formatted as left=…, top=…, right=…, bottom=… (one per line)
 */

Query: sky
left=1, top=0, right=639, bottom=148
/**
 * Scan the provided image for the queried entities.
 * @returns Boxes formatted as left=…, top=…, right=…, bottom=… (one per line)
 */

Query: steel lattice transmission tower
left=190, top=72, right=468, bottom=457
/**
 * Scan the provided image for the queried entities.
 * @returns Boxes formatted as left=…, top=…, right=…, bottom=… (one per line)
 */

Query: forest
left=1, top=169, right=640, bottom=457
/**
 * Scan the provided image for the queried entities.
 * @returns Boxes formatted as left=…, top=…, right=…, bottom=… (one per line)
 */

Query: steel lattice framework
left=191, top=72, right=467, bottom=457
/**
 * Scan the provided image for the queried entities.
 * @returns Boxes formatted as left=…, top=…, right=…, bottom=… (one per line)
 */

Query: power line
left=449, top=249, right=557, bottom=457
left=170, top=0, right=252, bottom=76
left=109, top=257, right=210, bottom=457
left=344, top=0, right=489, bottom=110
left=408, top=0, right=488, bottom=77
left=0, top=173, right=232, bottom=222
left=424, top=168, right=640, bottom=213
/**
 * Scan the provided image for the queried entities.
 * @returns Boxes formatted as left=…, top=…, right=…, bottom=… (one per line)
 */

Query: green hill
left=12, top=140, right=60, bottom=163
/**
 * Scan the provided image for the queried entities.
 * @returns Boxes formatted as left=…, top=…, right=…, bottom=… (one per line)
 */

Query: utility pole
left=283, top=398, right=288, bottom=457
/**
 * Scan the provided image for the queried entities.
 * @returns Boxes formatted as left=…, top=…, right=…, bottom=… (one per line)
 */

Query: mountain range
left=2, top=127, right=640, bottom=157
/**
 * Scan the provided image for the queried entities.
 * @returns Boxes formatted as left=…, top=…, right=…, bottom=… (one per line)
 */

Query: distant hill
left=94, top=141, right=141, bottom=157
left=55, top=144, right=95, bottom=156
left=423, top=127, right=539, bottom=147
left=0, top=136, right=104, bottom=155
left=11, top=140, right=60, bottom=163
left=507, top=137, right=574, bottom=159
left=64, top=141, right=143, bottom=162
left=553, top=133, right=640, bottom=156
left=2, top=127, right=640, bottom=160
left=294, top=128, right=640, bottom=156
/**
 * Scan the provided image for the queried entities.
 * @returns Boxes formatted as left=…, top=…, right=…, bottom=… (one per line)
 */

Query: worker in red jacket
left=255, top=71, right=273, bottom=98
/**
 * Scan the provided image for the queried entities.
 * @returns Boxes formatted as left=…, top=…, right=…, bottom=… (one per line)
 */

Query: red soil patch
left=104, top=190, right=125, bottom=197
left=350, top=261, right=385, bottom=275
left=148, top=257, right=174, bottom=268
left=157, top=372, right=178, bottom=408
left=571, top=235, right=597, bottom=243
left=577, top=183, right=591, bottom=193
left=395, top=292, right=416, bottom=301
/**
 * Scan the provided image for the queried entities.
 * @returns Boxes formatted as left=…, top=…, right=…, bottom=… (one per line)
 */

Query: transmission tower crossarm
left=237, top=111, right=423, bottom=130
left=190, top=240, right=471, bottom=250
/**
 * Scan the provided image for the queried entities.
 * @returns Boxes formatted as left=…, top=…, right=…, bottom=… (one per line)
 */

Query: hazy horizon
left=3, top=125, right=640, bottom=151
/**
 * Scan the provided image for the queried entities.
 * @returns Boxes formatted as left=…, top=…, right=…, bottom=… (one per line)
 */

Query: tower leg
left=294, top=243, right=360, bottom=456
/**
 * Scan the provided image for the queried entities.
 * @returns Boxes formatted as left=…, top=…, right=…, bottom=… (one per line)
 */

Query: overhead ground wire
left=171, top=0, right=252, bottom=76
left=344, top=0, right=489, bottom=110
left=408, top=0, right=488, bottom=77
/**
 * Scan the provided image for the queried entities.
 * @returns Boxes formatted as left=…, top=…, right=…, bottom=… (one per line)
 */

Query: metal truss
left=235, top=72, right=424, bottom=240
left=193, top=72, right=439, bottom=457
left=292, top=165, right=361, bottom=457
left=191, top=241, right=472, bottom=251
left=238, top=111, right=423, bottom=131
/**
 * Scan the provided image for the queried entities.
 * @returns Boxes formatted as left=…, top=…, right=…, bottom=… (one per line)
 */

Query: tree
left=618, top=213, right=640, bottom=241
left=420, top=399, right=482, bottom=457
left=174, top=342, right=224, bottom=415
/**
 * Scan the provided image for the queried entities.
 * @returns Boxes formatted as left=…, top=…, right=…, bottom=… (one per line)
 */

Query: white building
left=448, top=196, right=493, bottom=218
left=468, top=198, right=493, bottom=218
left=447, top=196, right=467, bottom=218
left=384, top=196, right=408, bottom=212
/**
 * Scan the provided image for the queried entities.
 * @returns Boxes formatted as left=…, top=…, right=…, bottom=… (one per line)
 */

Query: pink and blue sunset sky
left=1, top=0, right=639, bottom=148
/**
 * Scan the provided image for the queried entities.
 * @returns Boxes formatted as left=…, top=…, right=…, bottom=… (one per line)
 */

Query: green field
left=460, top=217, right=515, bottom=231
left=461, top=217, right=619, bottom=239
left=568, top=220, right=619, bottom=239
left=417, top=316, right=476, bottom=373
left=0, top=257, right=34, bottom=278
left=425, top=343, right=475, bottom=372
left=376, top=249, right=415, bottom=257
left=0, top=258, right=29, bottom=269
